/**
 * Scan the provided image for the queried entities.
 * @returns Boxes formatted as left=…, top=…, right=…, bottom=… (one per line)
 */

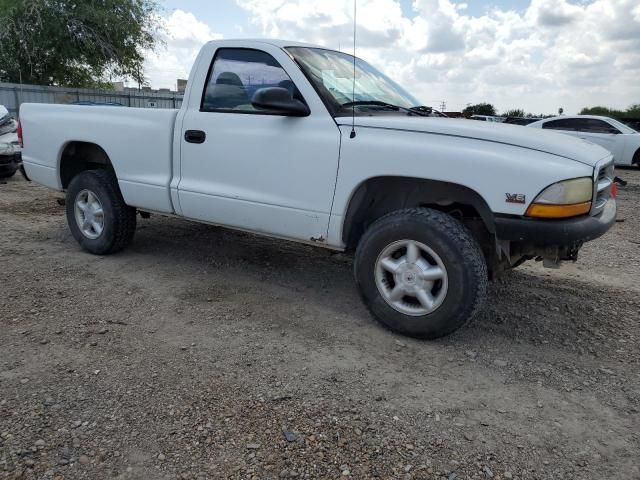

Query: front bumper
left=494, top=199, right=617, bottom=246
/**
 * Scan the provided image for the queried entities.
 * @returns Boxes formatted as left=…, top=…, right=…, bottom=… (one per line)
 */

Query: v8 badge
left=505, top=193, right=526, bottom=204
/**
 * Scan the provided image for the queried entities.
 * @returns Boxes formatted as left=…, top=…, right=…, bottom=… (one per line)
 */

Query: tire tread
left=355, top=207, right=488, bottom=338
left=66, top=169, right=136, bottom=254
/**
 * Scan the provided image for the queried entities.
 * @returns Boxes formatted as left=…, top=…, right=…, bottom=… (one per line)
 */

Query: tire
left=633, top=149, right=640, bottom=168
left=354, top=208, right=488, bottom=339
left=65, top=169, right=136, bottom=255
left=0, top=169, right=16, bottom=179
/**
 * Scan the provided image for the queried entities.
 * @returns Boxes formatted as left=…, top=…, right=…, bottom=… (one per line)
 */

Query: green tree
left=579, top=106, right=619, bottom=117
left=503, top=109, right=526, bottom=118
left=0, top=0, right=162, bottom=88
left=626, top=104, right=640, bottom=118
left=463, top=103, right=497, bottom=117
left=579, top=104, right=640, bottom=119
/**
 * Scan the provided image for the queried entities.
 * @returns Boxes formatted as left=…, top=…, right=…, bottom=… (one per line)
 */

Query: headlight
left=526, top=177, right=593, bottom=219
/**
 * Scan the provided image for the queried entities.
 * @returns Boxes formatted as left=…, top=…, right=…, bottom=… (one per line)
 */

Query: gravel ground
left=1, top=168, right=639, bottom=480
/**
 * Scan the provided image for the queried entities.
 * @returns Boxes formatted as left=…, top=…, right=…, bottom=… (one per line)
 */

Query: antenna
left=350, top=0, right=357, bottom=139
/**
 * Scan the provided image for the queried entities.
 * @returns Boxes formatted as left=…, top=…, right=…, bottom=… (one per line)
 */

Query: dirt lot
left=1, top=168, right=639, bottom=480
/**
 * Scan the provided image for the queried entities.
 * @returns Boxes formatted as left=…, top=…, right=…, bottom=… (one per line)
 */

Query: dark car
left=620, top=118, right=640, bottom=132
left=503, top=117, right=542, bottom=126
left=0, top=142, right=21, bottom=179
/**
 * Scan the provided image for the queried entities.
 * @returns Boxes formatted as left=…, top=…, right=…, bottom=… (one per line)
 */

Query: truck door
left=177, top=45, right=341, bottom=244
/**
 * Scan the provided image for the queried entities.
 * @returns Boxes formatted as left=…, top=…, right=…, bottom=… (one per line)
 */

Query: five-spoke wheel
left=375, top=239, right=448, bottom=316
left=66, top=170, right=136, bottom=255
left=355, top=207, right=488, bottom=339
left=74, top=189, right=105, bottom=239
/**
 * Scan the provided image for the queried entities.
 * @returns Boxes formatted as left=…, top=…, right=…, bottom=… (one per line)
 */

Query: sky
left=143, top=0, right=640, bottom=115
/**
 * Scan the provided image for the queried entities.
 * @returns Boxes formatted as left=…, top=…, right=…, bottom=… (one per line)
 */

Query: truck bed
left=21, top=103, right=179, bottom=213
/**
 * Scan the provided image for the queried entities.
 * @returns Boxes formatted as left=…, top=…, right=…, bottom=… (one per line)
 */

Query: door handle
left=184, top=130, right=206, bottom=144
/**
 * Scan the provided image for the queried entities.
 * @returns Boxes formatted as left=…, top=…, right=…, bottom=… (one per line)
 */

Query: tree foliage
left=501, top=108, right=550, bottom=118
left=502, top=109, right=526, bottom=118
left=463, top=103, right=497, bottom=117
left=580, top=104, right=640, bottom=119
left=0, top=0, right=162, bottom=88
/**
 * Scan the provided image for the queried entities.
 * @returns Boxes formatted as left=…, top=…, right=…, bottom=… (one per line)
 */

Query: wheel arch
left=341, top=176, right=496, bottom=249
left=633, top=146, right=640, bottom=166
left=59, top=141, right=115, bottom=190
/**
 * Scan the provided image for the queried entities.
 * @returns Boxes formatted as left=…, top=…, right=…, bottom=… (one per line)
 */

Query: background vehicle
left=621, top=118, right=640, bottom=132
left=0, top=105, right=21, bottom=178
left=503, top=116, right=542, bottom=126
left=20, top=39, right=617, bottom=339
left=470, top=115, right=504, bottom=122
left=528, top=115, right=640, bottom=167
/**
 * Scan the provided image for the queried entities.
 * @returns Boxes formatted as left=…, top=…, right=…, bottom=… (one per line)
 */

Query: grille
left=592, top=160, right=614, bottom=215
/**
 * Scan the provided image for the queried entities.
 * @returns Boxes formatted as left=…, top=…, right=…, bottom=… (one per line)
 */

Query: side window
left=542, top=119, right=575, bottom=131
left=201, top=48, right=305, bottom=114
left=583, top=119, right=620, bottom=134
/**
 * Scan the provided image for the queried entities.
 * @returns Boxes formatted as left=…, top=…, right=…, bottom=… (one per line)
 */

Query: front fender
left=327, top=125, right=593, bottom=247
left=333, top=126, right=592, bottom=216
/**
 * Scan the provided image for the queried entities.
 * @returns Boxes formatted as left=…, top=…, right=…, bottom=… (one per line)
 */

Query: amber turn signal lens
left=525, top=202, right=591, bottom=219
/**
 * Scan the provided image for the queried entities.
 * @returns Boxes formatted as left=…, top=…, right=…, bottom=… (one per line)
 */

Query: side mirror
left=252, top=87, right=310, bottom=117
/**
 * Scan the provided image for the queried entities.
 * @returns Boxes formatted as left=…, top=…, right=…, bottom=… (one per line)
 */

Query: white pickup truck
left=20, top=39, right=617, bottom=339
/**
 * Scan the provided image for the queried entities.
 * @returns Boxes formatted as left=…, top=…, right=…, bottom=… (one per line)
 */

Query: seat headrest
left=216, top=72, right=244, bottom=86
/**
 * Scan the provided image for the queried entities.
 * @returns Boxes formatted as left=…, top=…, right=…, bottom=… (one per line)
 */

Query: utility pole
left=440, top=100, right=447, bottom=112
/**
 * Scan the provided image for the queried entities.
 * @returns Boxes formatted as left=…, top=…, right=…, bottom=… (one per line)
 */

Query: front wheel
left=66, top=170, right=136, bottom=255
left=354, top=208, right=488, bottom=339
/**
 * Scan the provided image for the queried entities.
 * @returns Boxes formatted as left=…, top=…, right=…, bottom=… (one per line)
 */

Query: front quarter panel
left=328, top=125, right=593, bottom=246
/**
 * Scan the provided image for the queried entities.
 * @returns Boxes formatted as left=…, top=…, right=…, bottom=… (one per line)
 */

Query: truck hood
left=338, top=116, right=610, bottom=167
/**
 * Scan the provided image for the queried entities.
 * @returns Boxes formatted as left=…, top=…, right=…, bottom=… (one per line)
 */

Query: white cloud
left=142, top=9, right=223, bottom=89
left=526, top=0, right=583, bottom=27
left=229, top=0, right=640, bottom=114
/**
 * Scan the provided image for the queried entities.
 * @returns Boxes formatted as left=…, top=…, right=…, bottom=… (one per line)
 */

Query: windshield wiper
left=341, top=100, right=399, bottom=110
left=410, top=106, right=449, bottom=117
left=340, top=101, right=431, bottom=117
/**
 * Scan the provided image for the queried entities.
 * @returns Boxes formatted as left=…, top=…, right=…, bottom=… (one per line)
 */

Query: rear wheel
left=66, top=170, right=136, bottom=255
left=354, top=208, right=488, bottom=339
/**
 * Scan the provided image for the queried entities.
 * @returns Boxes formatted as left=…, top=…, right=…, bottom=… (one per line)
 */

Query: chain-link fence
left=0, top=82, right=184, bottom=116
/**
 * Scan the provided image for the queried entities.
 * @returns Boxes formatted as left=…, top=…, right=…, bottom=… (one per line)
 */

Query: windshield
left=607, top=117, right=637, bottom=134
left=286, top=47, right=421, bottom=116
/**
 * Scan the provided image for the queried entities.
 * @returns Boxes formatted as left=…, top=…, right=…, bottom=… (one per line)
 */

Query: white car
left=19, top=39, right=616, bottom=339
left=0, top=105, right=22, bottom=178
left=528, top=115, right=640, bottom=167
